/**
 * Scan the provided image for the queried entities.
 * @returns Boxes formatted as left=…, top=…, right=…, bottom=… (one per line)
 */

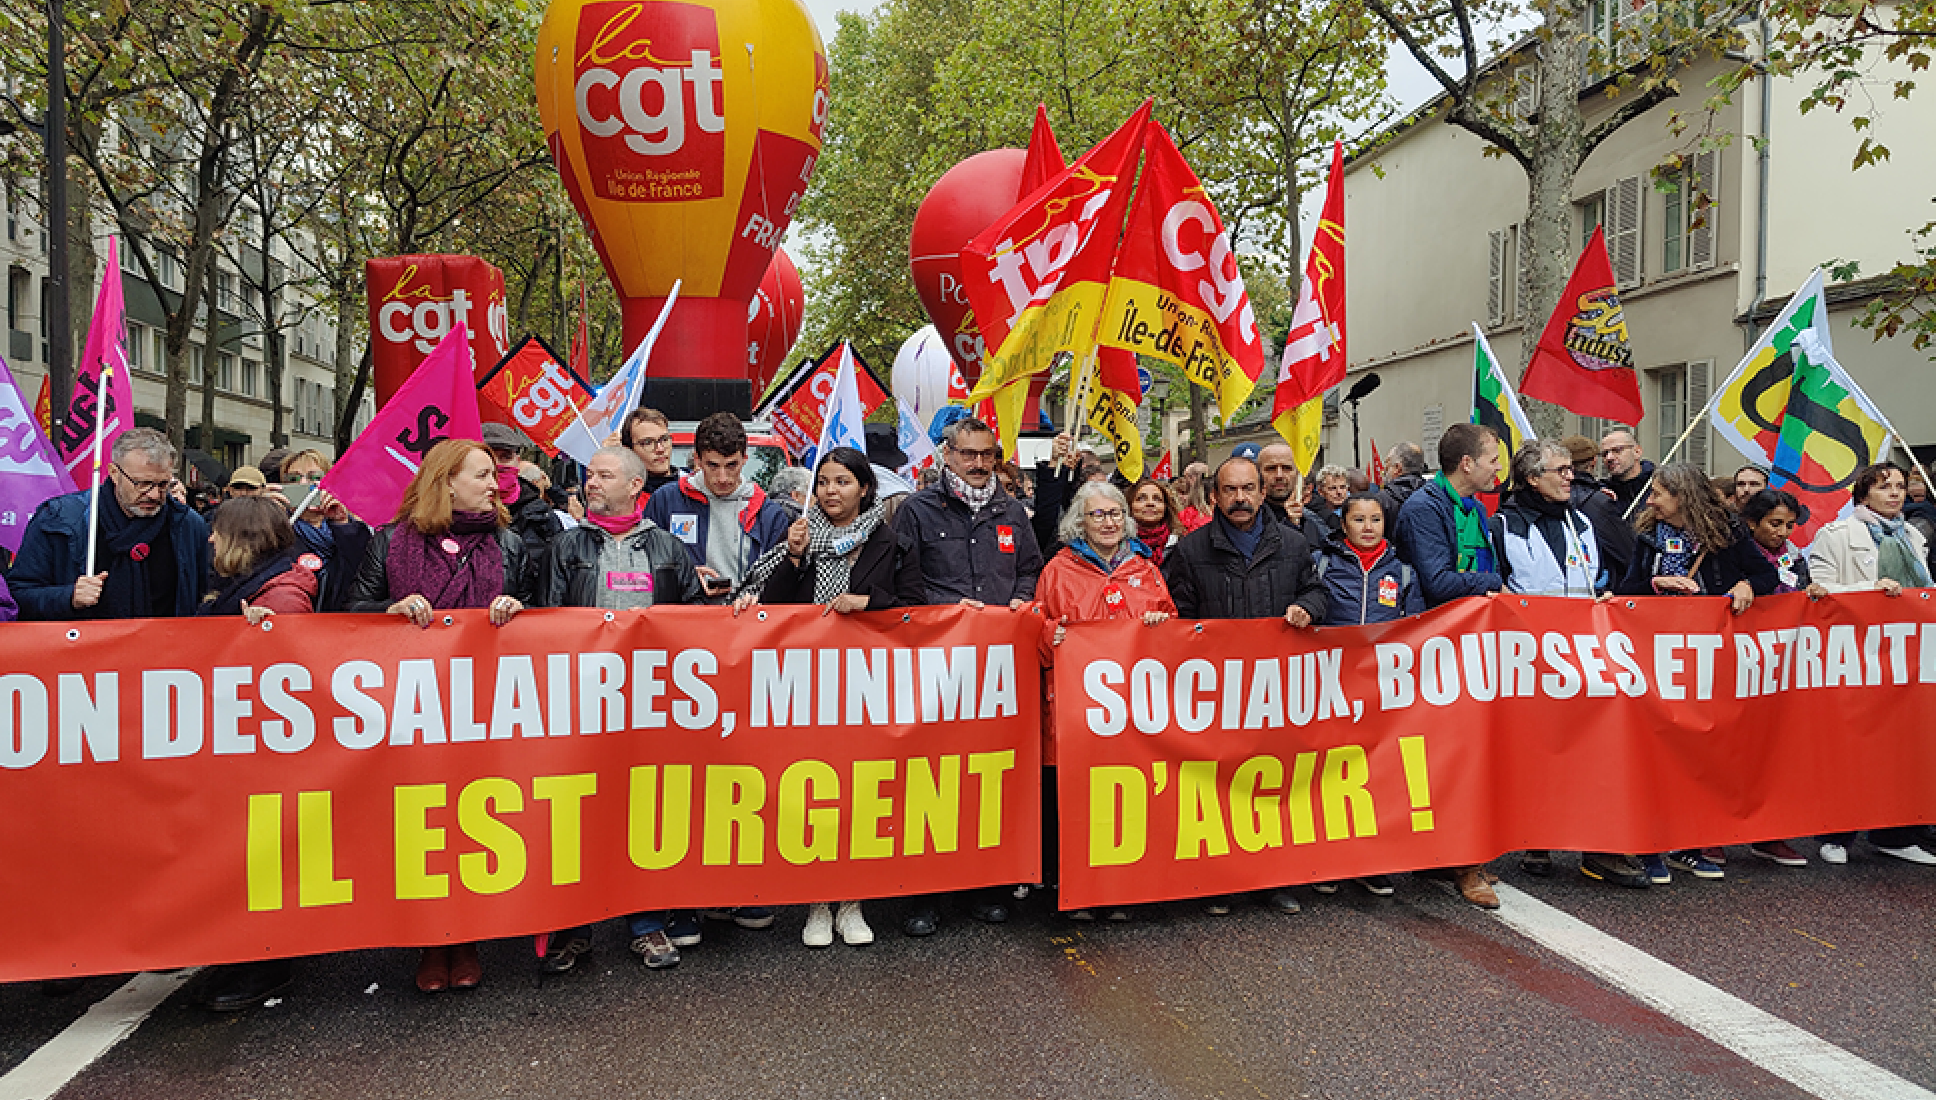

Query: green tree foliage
left=798, top=0, right=1387, bottom=395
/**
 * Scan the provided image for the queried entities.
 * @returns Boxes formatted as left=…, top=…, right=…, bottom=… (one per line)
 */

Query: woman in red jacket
left=1037, top=481, right=1175, bottom=920
left=191, top=496, right=319, bottom=1011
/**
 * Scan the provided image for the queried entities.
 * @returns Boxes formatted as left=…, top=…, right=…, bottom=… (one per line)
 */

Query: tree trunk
left=1186, top=381, right=1208, bottom=465
left=65, top=160, right=96, bottom=361
left=332, top=292, right=360, bottom=452
left=337, top=344, right=373, bottom=455
left=199, top=272, right=219, bottom=457
left=1515, top=1, right=1591, bottom=442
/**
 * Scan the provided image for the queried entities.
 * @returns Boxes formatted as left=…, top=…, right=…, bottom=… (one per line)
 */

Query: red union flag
left=570, top=1, right=727, bottom=202
left=961, top=102, right=1150, bottom=406
left=769, top=343, right=889, bottom=457
left=476, top=337, right=597, bottom=458
left=1520, top=225, right=1645, bottom=427
left=1097, top=120, right=1264, bottom=422
left=1273, top=142, right=1346, bottom=415
left=322, top=325, right=483, bottom=525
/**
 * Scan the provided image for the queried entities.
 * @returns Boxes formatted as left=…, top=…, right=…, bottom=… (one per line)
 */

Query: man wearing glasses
left=11, top=427, right=210, bottom=620
left=1599, top=426, right=1654, bottom=517
left=889, top=415, right=1044, bottom=937
left=619, top=407, right=680, bottom=495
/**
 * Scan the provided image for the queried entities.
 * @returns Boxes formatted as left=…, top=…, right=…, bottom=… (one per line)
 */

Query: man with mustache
left=1161, top=454, right=1326, bottom=915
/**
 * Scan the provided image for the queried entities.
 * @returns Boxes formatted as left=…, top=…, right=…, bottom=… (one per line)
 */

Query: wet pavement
left=5, top=842, right=1932, bottom=1100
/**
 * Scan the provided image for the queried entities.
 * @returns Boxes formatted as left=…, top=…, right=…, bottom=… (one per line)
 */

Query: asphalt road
left=5, top=841, right=1933, bottom=1100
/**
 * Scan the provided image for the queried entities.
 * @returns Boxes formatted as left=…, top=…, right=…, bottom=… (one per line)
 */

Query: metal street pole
left=44, top=0, right=72, bottom=429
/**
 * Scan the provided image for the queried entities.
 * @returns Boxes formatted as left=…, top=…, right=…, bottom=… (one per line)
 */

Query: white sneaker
left=803, top=903, right=834, bottom=947
left=1875, top=844, right=1936, bottom=865
left=1819, top=842, right=1848, bottom=865
left=835, top=901, right=873, bottom=945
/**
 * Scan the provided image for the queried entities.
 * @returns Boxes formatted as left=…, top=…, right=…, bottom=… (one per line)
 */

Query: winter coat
left=0, top=572, right=17, bottom=621
left=643, top=473, right=794, bottom=583
left=1382, top=472, right=1427, bottom=511
left=1031, top=461, right=1079, bottom=558
left=1036, top=542, right=1176, bottom=765
left=1617, top=519, right=1779, bottom=597
left=507, top=477, right=565, bottom=593
left=1393, top=479, right=1501, bottom=608
left=1807, top=514, right=1930, bottom=593
left=198, top=549, right=320, bottom=617
left=1607, top=460, right=1656, bottom=518
left=9, top=489, right=210, bottom=620
left=1491, top=492, right=1605, bottom=598
left=1163, top=514, right=1326, bottom=622
left=1569, top=473, right=1636, bottom=586
left=756, top=523, right=926, bottom=610
left=1313, top=537, right=1424, bottom=625
left=892, top=479, right=1043, bottom=606
left=346, top=524, right=532, bottom=612
left=537, top=521, right=704, bottom=609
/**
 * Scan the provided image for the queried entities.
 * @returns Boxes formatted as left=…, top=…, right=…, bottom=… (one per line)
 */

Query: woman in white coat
left=1808, top=461, right=1933, bottom=866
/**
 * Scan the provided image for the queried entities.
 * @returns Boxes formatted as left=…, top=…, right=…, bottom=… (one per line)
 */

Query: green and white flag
left=1471, top=322, right=1535, bottom=461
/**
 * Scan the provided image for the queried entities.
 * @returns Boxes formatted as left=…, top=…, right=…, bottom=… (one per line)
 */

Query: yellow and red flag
left=1272, top=141, right=1346, bottom=472
left=1097, top=120, right=1264, bottom=423
left=961, top=102, right=1151, bottom=414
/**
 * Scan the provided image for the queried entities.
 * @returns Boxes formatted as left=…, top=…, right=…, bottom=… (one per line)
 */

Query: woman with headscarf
left=1804, top=461, right=1933, bottom=866
left=1618, top=463, right=1777, bottom=885
left=348, top=438, right=531, bottom=993
left=734, top=447, right=925, bottom=947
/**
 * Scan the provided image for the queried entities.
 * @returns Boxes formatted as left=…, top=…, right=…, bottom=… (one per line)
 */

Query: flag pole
left=1619, top=379, right=1735, bottom=521
left=82, top=365, right=112, bottom=576
left=287, top=482, right=323, bottom=526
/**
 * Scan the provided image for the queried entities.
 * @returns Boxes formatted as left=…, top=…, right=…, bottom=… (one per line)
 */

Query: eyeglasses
left=112, top=464, right=172, bottom=495
left=289, top=471, right=325, bottom=483
left=1085, top=508, right=1126, bottom=523
left=1541, top=465, right=1575, bottom=477
left=636, top=435, right=672, bottom=450
left=952, top=447, right=998, bottom=462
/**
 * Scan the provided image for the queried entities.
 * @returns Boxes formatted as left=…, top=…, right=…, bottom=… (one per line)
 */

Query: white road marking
left=1493, top=884, right=1934, bottom=1100
left=0, top=970, right=198, bottom=1100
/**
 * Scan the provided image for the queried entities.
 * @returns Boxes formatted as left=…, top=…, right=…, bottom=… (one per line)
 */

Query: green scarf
left=1434, top=472, right=1494, bottom=573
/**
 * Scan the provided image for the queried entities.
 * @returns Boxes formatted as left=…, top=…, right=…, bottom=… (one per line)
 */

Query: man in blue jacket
left=11, top=428, right=209, bottom=620
left=1394, top=422, right=1503, bottom=609
left=1391, top=421, right=1502, bottom=910
left=643, top=411, right=792, bottom=602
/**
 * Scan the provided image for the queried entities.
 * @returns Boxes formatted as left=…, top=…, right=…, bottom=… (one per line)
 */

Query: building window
left=126, top=322, right=145, bottom=372
left=1578, top=195, right=1605, bottom=250
left=218, top=352, right=236, bottom=390
left=1604, top=175, right=1644, bottom=287
left=1487, top=224, right=1523, bottom=326
left=1651, top=361, right=1712, bottom=472
left=153, top=331, right=168, bottom=378
left=242, top=358, right=258, bottom=397
left=1661, top=150, right=1718, bottom=275
left=190, top=345, right=204, bottom=387
left=217, top=271, right=239, bottom=313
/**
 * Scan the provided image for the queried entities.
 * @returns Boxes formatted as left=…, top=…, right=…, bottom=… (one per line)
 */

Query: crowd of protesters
left=3, top=407, right=1933, bottom=1013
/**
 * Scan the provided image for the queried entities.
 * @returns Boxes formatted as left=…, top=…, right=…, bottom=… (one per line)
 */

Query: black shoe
left=539, top=928, right=592, bottom=974
left=903, top=908, right=938, bottom=937
left=1580, top=852, right=1651, bottom=889
left=970, top=901, right=1009, bottom=923
left=1520, top=850, right=1555, bottom=876
left=199, top=960, right=294, bottom=1012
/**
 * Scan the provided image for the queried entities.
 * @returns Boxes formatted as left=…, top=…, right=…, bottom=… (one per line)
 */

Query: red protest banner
left=0, top=606, right=1041, bottom=982
left=1054, top=593, right=1936, bottom=910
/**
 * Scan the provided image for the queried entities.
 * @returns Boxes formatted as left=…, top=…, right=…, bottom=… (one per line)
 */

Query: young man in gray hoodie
left=643, top=411, right=793, bottom=601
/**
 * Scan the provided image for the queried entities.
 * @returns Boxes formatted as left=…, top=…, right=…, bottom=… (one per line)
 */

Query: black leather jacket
left=347, top=524, right=532, bottom=612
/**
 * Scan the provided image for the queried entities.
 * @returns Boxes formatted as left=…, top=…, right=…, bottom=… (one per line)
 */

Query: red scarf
left=1137, top=521, right=1172, bottom=565
left=1350, top=539, right=1387, bottom=574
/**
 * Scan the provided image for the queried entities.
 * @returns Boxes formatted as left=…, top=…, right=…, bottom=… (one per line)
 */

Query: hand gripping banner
left=1054, top=592, right=1936, bottom=910
left=0, top=606, right=1040, bottom=981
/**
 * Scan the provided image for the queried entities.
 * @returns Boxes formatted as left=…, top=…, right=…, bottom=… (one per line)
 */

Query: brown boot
left=415, top=947, right=450, bottom=994
left=1455, top=867, right=1499, bottom=910
left=448, top=942, right=483, bottom=990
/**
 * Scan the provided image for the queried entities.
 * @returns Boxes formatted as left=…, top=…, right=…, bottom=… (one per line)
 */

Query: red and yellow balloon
left=535, top=0, right=827, bottom=387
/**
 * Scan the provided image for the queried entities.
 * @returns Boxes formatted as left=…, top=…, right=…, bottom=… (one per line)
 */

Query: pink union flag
left=322, top=323, right=482, bottom=525
left=53, top=236, right=135, bottom=487
left=0, top=356, right=77, bottom=554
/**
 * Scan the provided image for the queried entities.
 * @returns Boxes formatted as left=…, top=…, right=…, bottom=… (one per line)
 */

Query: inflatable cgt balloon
left=535, top=0, right=827, bottom=418
left=908, top=149, right=1024, bottom=389
left=747, top=246, right=803, bottom=397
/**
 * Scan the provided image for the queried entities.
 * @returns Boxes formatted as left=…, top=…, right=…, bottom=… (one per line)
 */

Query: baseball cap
left=228, top=465, right=265, bottom=489
left=481, top=422, right=533, bottom=455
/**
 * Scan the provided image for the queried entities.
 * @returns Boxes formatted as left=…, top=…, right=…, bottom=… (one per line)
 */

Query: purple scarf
left=384, top=512, right=505, bottom=610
